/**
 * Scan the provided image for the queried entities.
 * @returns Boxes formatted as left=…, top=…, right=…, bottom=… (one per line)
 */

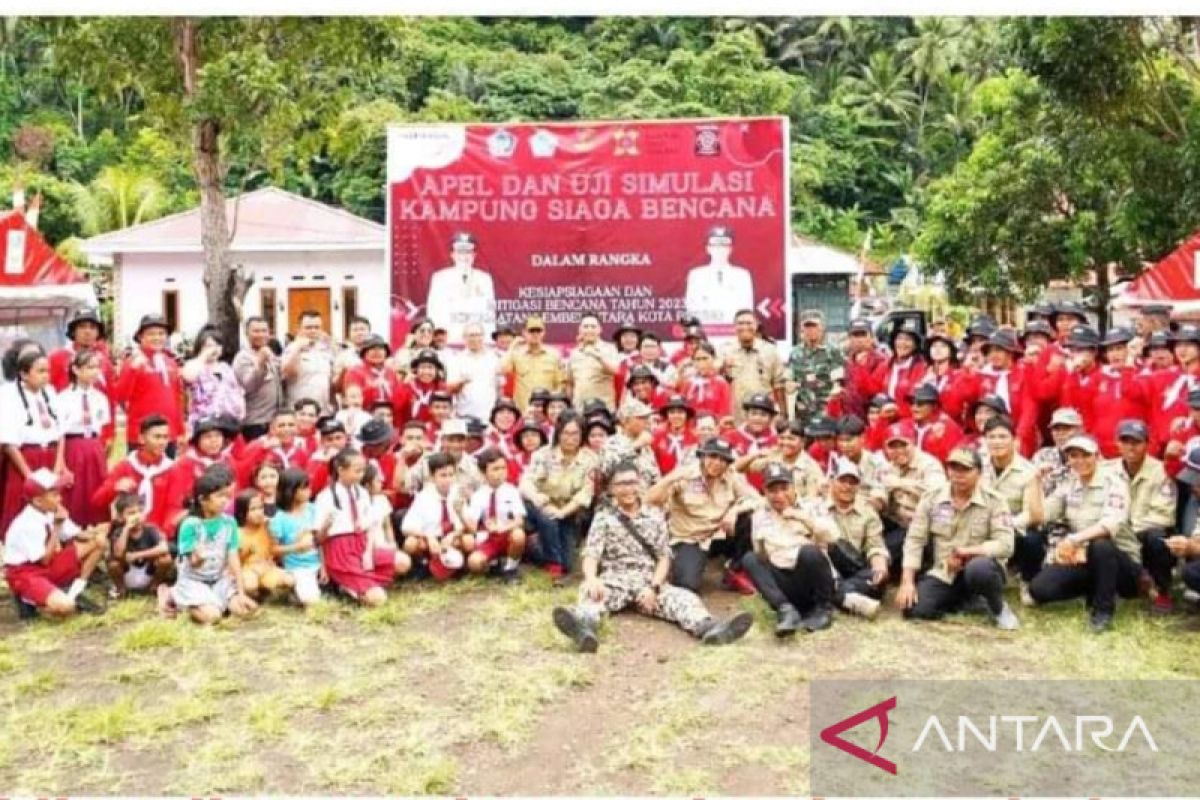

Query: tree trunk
left=1093, top=261, right=1110, bottom=334
left=175, top=17, right=250, bottom=361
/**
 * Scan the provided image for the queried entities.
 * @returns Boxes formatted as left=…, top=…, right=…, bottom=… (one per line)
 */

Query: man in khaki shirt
left=875, top=421, right=947, bottom=571
left=1026, top=434, right=1137, bottom=633
left=499, top=315, right=564, bottom=410
left=896, top=447, right=1019, bottom=629
left=825, top=460, right=888, bottom=620
left=835, top=415, right=884, bottom=509
left=565, top=314, right=620, bottom=412
left=647, top=438, right=761, bottom=595
left=719, top=310, right=787, bottom=422
left=1110, top=420, right=1177, bottom=612
left=734, top=419, right=825, bottom=499
left=740, top=463, right=838, bottom=636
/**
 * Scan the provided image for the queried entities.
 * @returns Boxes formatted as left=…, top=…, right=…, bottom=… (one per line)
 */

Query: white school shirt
left=315, top=482, right=372, bottom=538
left=447, top=348, right=500, bottom=421
left=402, top=485, right=465, bottom=541
left=466, top=483, right=525, bottom=539
left=367, top=494, right=393, bottom=539
left=57, top=386, right=111, bottom=438
left=0, top=381, right=62, bottom=447
left=3, top=504, right=79, bottom=566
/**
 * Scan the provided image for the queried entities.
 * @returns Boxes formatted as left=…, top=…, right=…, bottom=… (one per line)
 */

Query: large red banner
left=387, top=117, right=788, bottom=345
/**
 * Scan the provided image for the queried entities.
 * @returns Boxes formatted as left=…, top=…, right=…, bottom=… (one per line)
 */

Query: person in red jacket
left=625, top=365, right=670, bottom=414
left=844, top=319, right=888, bottom=420
left=870, top=328, right=927, bottom=419
left=49, top=308, right=117, bottom=444
left=1163, top=389, right=1200, bottom=478
left=909, top=384, right=965, bottom=464
left=963, top=394, right=1010, bottom=450
left=960, top=317, right=997, bottom=372
left=956, top=331, right=1038, bottom=457
left=114, top=315, right=184, bottom=455
left=395, top=349, right=444, bottom=426
left=1092, top=328, right=1149, bottom=458
left=342, top=335, right=401, bottom=413
left=1140, top=331, right=1176, bottom=375
left=864, top=393, right=900, bottom=452
left=804, top=416, right=839, bottom=475
left=651, top=395, right=696, bottom=475
left=1051, top=300, right=1088, bottom=345
left=486, top=398, right=520, bottom=457
left=680, top=342, right=732, bottom=421
left=236, top=408, right=310, bottom=487
left=1146, top=325, right=1200, bottom=454
left=158, top=417, right=235, bottom=538
left=305, top=416, right=350, bottom=499
left=91, top=414, right=174, bottom=531
left=1048, top=326, right=1103, bottom=436
left=722, top=393, right=780, bottom=458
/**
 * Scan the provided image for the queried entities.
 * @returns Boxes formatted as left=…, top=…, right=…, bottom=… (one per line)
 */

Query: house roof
left=1116, top=231, right=1200, bottom=309
left=0, top=211, right=89, bottom=287
left=81, top=187, right=385, bottom=262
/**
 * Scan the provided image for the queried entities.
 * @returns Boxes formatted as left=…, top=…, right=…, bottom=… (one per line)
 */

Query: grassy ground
left=2, top=569, right=1200, bottom=795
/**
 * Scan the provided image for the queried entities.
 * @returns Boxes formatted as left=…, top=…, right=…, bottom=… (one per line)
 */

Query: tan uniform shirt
left=876, top=450, right=947, bottom=527
left=904, top=484, right=1015, bottom=584
left=750, top=501, right=836, bottom=569
left=719, top=339, right=786, bottom=420
left=1043, top=469, right=1138, bottom=563
left=743, top=448, right=826, bottom=498
left=826, top=496, right=888, bottom=562
left=520, top=446, right=597, bottom=510
left=981, top=454, right=1036, bottom=530
left=503, top=345, right=564, bottom=410
left=1105, top=457, right=1175, bottom=534
left=404, top=452, right=483, bottom=497
left=566, top=342, right=619, bottom=411
left=666, top=463, right=761, bottom=548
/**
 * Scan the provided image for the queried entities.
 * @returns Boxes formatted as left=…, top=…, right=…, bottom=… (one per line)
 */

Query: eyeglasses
left=610, top=479, right=640, bottom=487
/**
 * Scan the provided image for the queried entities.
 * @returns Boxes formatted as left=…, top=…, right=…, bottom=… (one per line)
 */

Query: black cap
left=410, top=348, right=442, bottom=370
left=584, top=417, right=615, bottom=437
left=985, top=330, right=1024, bottom=355
left=465, top=417, right=487, bottom=436
left=742, top=393, right=776, bottom=414
left=358, top=334, right=391, bottom=357
left=661, top=394, right=694, bottom=416
left=582, top=398, right=613, bottom=420
left=804, top=416, right=837, bottom=438
left=490, top=398, right=520, bottom=422
left=529, top=388, right=551, bottom=405
left=66, top=307, right=105, bottom=338
left=973, top=394, right=1009, bottom=416
left=1020, top=320, right=1055, bottom=341
left=848, top=319, right=873, bottom=336
left=516, top=417, right=548, bottom=445
left=318, top=417, right=346, bottom=437
left=430, top=391, right=453, bottom=406
left=134, top=313, right=170, bottom=340
left=762, top=462, right=792, bottom=487
left=611, top=323, right=643, bottom=343
left=492, top=325, right=517, bottom=341
left=1053, top=301, right=1089, bottom=322
left=627, top=365, right=659, bottom=386
left=1148, top=331, right=1173, bottom=350
left=1173, top=325, right=1200, bottom=345
left=924, top=332, right=959, bottom=364
left=547, top=391, right=570, bottom=404
left=1102, top=327, right=1133, bottom=348
left=212, top=414, right=241, bottom=437
left=1065, top=326, right=1101, bottom=349
left=889, top=326, right=923, bottom=353
left=909, top=384, right=940, bottom=406
left=1026, top=303, right=1056, bottom=320
left=1116, top=419, right=1149, bottom=443
left=869, top=393, right=894, bottom=409
left=189, top=416, right=226, bottom=445
left=837, top=415, right=866, bottom=436
left=966, top=317, right=998, bottom=340
left=358, top=418, right=395, bottom=448
left=697, top=438, right=735, bottom=462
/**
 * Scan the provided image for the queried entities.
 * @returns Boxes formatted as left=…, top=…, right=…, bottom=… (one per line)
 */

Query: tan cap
left=1062, top=435, right=1099, bottom=455
left=833, top=458, right=861, bottom=481
left=945, top=447, right=982, bottom=470
left=800, top=309, right=825, bottom=325
left=1049, top=408, right=1083, bottom=428
left=524, top=315, right=545, bottom=331
left=620, top=398, right=655, bottom=419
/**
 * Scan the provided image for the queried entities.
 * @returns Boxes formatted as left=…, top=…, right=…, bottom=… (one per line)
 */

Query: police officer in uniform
left=550, top=460, right=755, bottom=652
left=1026, top=434, right=1138, bottom=632
left=896, top=447, right=1020, bottom=629
left=425, top=232, right=497, bottom=345
left=684, top=226, right=756, bottom=329
left=788, top=309, right=844, bottom=430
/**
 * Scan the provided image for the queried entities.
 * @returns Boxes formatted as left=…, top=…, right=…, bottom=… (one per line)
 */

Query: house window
left=342, top=286, right=359, bottom=339
left=260, top=288, right=277, bottom=336
left=162, top=290, right=179, bottom=334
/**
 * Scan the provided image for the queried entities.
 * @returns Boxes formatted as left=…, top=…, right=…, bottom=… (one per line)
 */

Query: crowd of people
left=3, top=298, right=1200, bottom=648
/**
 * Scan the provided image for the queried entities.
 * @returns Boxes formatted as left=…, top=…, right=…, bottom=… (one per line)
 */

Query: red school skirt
left=322, top=531, right=396, bottom=598
left=0, top=443, right=59, bottom=540
left=63, top=434, right=108, bottom=526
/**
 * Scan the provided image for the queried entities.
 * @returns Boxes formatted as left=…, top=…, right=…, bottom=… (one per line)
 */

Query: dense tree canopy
left=2, top=16, right=1199, bottom=319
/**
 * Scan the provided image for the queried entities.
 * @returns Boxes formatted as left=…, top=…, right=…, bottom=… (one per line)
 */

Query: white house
left=81, top=187, right=388, bottom=347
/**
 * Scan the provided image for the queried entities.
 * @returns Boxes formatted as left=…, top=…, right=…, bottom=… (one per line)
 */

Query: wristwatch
left=650, top=580, right=664, bottom=591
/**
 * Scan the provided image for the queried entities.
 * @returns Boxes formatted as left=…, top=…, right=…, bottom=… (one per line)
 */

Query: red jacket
left=914, top=412, right=965, bottom=464
left=113, top=348, right=184, bottom=445
left=92, top=452, right=174, bottom=532
left=1145, top=365, right=1200, bottom=457
left=844, top=350, right=888, bottom=419
left=869, top=357, right=928, bottom=418
left=395, top=378, right=444, bottom=426
left=954, top=364, right=1039, bottom=457
left=652, top=427, right=697, bottom=475
left=235, top=438, right=310, bottom=488
left=1092, top=365, right=1149, bottom=458
left=158, top=451, right=235, bottom=537
left=343, top=363, right=403, bottom=412
left=681, top=375, right=732, bottom=420
left=1163, top=417, right=1200, bottom=477
left=927, top=366, right=971, bottom=424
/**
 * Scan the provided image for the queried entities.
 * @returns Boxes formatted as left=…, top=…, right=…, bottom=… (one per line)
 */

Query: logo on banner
left=488, top=129, right=517, bottom=159
left=530, top=129, right=558, bottom=158
left=613, top=128, right=640, bottom=157
left=819, top=696, right=898, bottom=775
left=695, top=125, right=721, bottom=156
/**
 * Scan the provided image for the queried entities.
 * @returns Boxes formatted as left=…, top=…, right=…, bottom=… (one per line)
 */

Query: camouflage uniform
left=788, top=340, right=845, bottom=428
left=598, top=432, right=662, bottom=495
left=1031, top=446, right=1070, bottom=497
left=573, top=502, right=713, bottom=635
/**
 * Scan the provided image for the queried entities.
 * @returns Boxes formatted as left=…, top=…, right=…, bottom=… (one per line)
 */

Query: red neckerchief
left=409, top=379, right=436, bottom=418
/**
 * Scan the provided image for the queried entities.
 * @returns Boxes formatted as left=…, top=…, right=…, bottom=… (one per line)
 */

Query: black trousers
left=1028, top=538, right=1140, bottom=616
left=670, top=542, right=709, bottom=594
left=1012, top=528, right=1048, bottom=582
left=740, top=546, right=833, bottom=613
left=828, top=544, right=883, bottom=603
left=1183, top=560, right=1200, bottom=593
left=1139, top=528, right=1175, bottom=593
left=242, top=423, right=269, bottom=442
left=882, top=518, right=907, bottom=579
left=905, top=558, right=1006, bottom=620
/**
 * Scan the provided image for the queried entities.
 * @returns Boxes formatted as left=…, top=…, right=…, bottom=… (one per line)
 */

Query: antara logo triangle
left=819, top=695, right=898, bottom=775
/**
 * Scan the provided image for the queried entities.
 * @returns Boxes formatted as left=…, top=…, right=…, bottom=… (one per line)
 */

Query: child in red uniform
left=342, top=335, right=401, bottom=413
left=508, top=418, right=548, bottom=484
left=681, top=342, right=732, bottom=421
left=48, top=308, right=116, bottom=444
left=4, top=469, right=107, bottom=617
left=464, top=448, right=526, bottom=581
left=426, top=391, right=455, bottom=443
left=159, top=417, right=234, bottom=538
left=114, top=314, right=184, bottom=455
left=0, top=345, right=65, bottom=537
left=652, top=395, right=697, bottom=475
left=306, top=417, right=349, bottom=499
left=397, top=349, right=444, bottom=426
left=236, top=408, right=310, bottom=487
left=722, top=393, right=780, bottom=458
left=92, top=414, right=174, bottom=532
left=487, top=399, right=520, bottom=457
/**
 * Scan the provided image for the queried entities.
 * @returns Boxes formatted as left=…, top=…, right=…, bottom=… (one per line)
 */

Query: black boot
left=774, top=603, right=803, bottom=638
left=800, top=605, right=834, bottom=633
left=552, top=607, right=599, bottom=653
left=701, top=612, right=755, bottom=645
left=14, top=595, right=37, bottom=621
left=1089, top=609, right=1114, bottom=634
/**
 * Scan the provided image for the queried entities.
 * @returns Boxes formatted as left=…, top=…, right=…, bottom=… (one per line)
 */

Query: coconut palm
left=71, top=165, right=167, bottom=235
left=840, top=50, right=919, bottom=127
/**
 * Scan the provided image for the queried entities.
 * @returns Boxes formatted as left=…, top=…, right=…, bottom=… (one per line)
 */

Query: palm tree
left=898, top=18, right=963, bottom=147
left=840, top=50, right=919, bottom=127
left=71, top=165, right=167, bottom=235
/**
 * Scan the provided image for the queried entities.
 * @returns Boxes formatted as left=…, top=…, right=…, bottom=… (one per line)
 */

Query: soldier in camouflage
left=550, top=460, right=755, bottom=652
left=788, top=309, right=845, bottom=430
left=597, top=399, right=662, bottom=497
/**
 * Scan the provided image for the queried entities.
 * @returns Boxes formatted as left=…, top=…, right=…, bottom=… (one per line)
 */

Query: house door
left=287, top=288, right=332, bottom=336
